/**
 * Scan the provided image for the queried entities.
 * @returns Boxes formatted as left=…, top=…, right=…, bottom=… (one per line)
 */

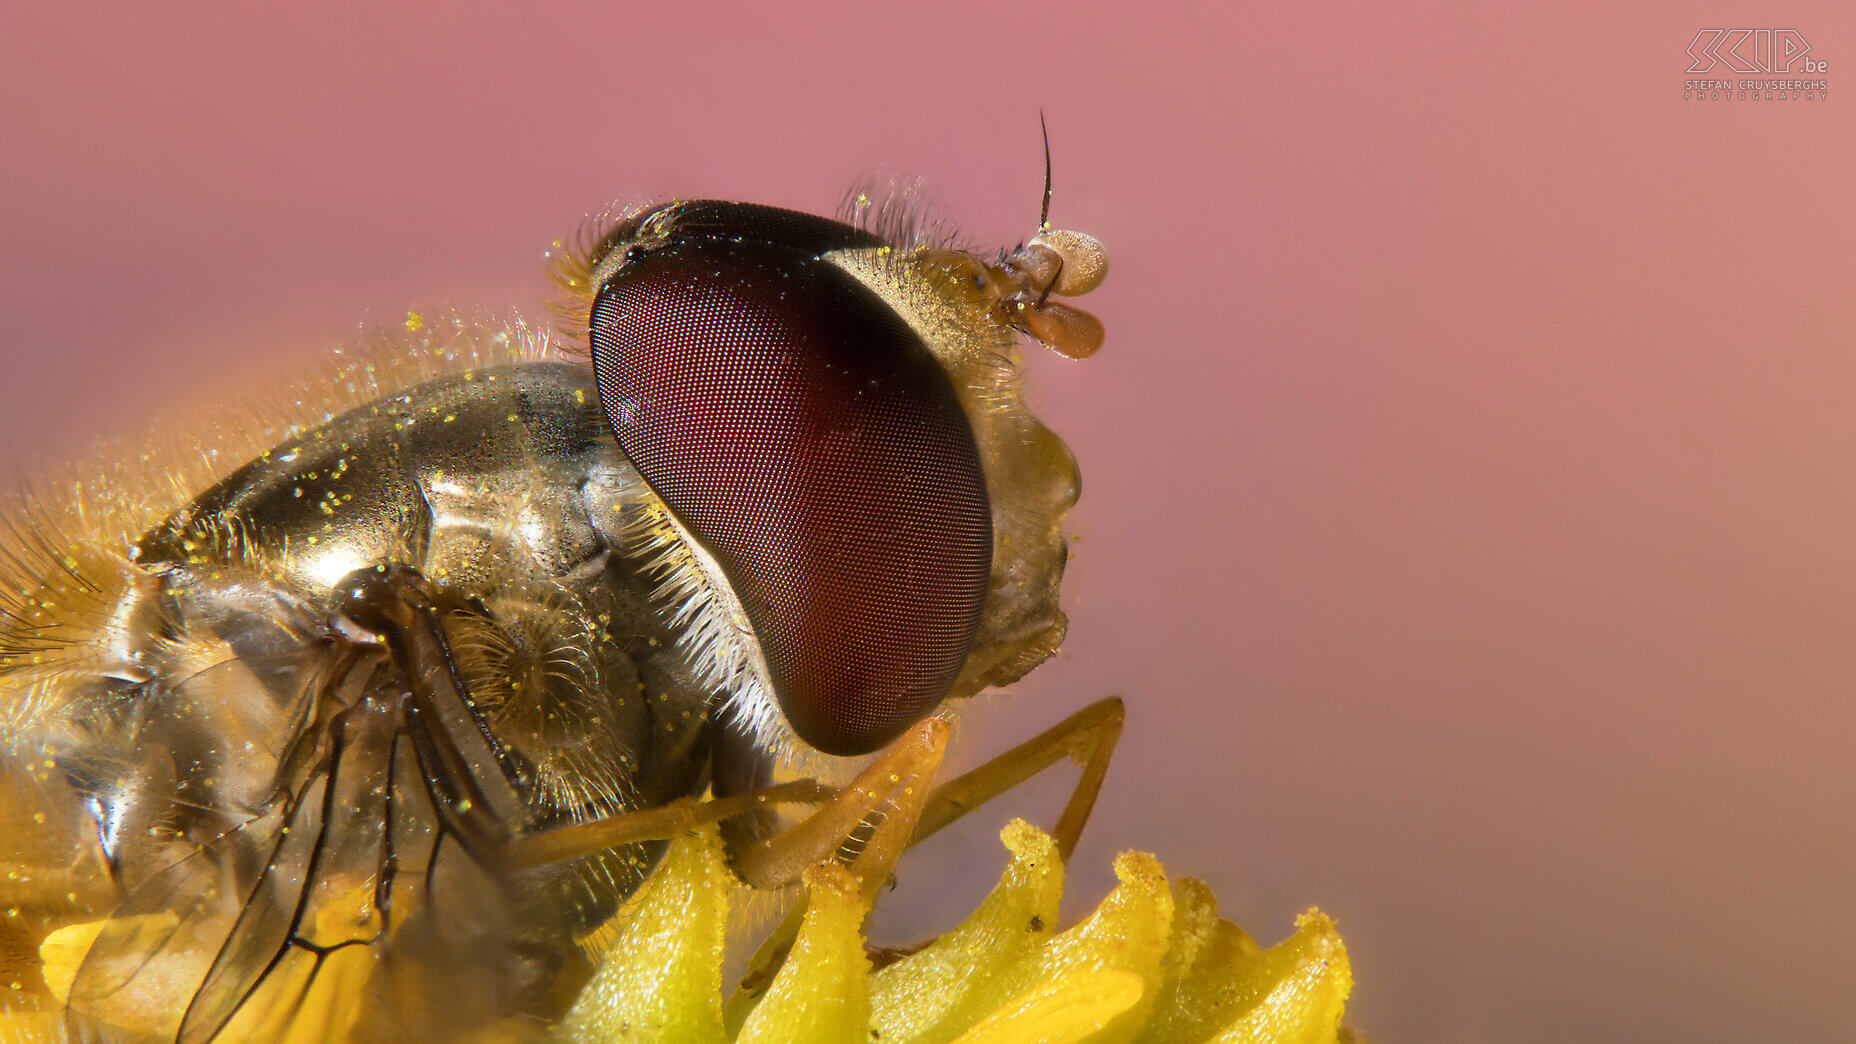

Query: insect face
left=583, top=199, right=1108, bottom=758
left=587, top=202, right=990, bottom=756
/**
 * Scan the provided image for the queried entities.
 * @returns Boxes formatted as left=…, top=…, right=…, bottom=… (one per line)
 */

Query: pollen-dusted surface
left=590, top=235, right=992, bottom=756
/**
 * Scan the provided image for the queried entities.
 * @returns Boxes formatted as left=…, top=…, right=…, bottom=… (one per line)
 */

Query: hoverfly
left=0, top=169, right=1117, bottom=1040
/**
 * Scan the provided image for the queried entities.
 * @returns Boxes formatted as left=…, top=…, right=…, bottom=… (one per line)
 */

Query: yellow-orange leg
left=730, top=718, right=947, bottom=902
left=517, top=697, right=1123, bottom=884
left=724, top=698, right=1123, bottom=1006
left=720, top=718, right=950, bottom=1012
left=523, top=719, right=952, bottom=900
left=515, top=699, right=1123, bottom=1006
left=509, top=778, right=837, bottom=868
left=513, top=717, right=950, bottom=903
left=716, top=696, right=1124, bottom=889
left=911, top=695, right=1124, bottom=862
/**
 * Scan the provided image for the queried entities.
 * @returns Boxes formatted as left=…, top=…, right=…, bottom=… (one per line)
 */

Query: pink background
left=4, top=3, right=1853, bottom=1040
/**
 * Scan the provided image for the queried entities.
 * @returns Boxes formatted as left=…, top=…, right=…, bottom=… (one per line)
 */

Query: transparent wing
left=58, top=643, right=567, bottom=1043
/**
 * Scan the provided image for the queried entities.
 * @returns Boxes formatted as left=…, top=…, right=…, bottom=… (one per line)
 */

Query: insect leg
left=516, top=719, right=952, bottom=903
left=330, top=564, right=524, bottom=851
left=738, top=698, right=1124, bottom=1000
left=719, top=719, right=951, bottom=1008
left=909, top=695, right=1124, bottom=862
left=520, top=698, right=1120, bottom=891
left=728, top=718, right=948, bottom=901
left=508, top=778, right=837, bottom=868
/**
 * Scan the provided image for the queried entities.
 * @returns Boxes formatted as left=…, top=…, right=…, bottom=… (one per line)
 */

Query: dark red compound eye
left=587, top=203, right=992, bottom=756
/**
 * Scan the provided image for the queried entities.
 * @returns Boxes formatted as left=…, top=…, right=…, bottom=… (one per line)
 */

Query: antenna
left=1039, top=111, right=1053, bottom=231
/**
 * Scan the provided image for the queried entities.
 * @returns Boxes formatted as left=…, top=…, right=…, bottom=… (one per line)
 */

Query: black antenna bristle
left=1039, top=111, right=1053, bottom=231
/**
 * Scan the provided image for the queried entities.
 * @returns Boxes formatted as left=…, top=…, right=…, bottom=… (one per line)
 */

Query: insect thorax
left=9, top=359, right=722, bottom=1018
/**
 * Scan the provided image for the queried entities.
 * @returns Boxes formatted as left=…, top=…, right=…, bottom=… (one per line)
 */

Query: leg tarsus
left=730, top=718, right=949, bottom=903
left=912, top=696, right=1123, bottom=862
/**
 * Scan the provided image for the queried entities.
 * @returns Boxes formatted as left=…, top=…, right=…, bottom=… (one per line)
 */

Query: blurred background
left=3, top=3, right=1852, bottom=1040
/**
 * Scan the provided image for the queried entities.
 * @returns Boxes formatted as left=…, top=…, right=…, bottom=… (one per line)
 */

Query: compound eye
left=588, top=223, right=992, bottom=756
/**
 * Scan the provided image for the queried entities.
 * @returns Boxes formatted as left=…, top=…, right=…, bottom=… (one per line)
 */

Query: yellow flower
left=17, top=820, right=1353, bottom=1042
left=562, top=820, right=1354, bottom=1044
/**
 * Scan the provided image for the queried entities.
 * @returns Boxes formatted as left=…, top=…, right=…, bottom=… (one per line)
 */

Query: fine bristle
left=837, top=177, right=963, bottom=252
left=0, top=494, right=141, bottom=731
left=546, top=199, right=664, bottom=347
left=599, top=468, right=803, bottom=762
